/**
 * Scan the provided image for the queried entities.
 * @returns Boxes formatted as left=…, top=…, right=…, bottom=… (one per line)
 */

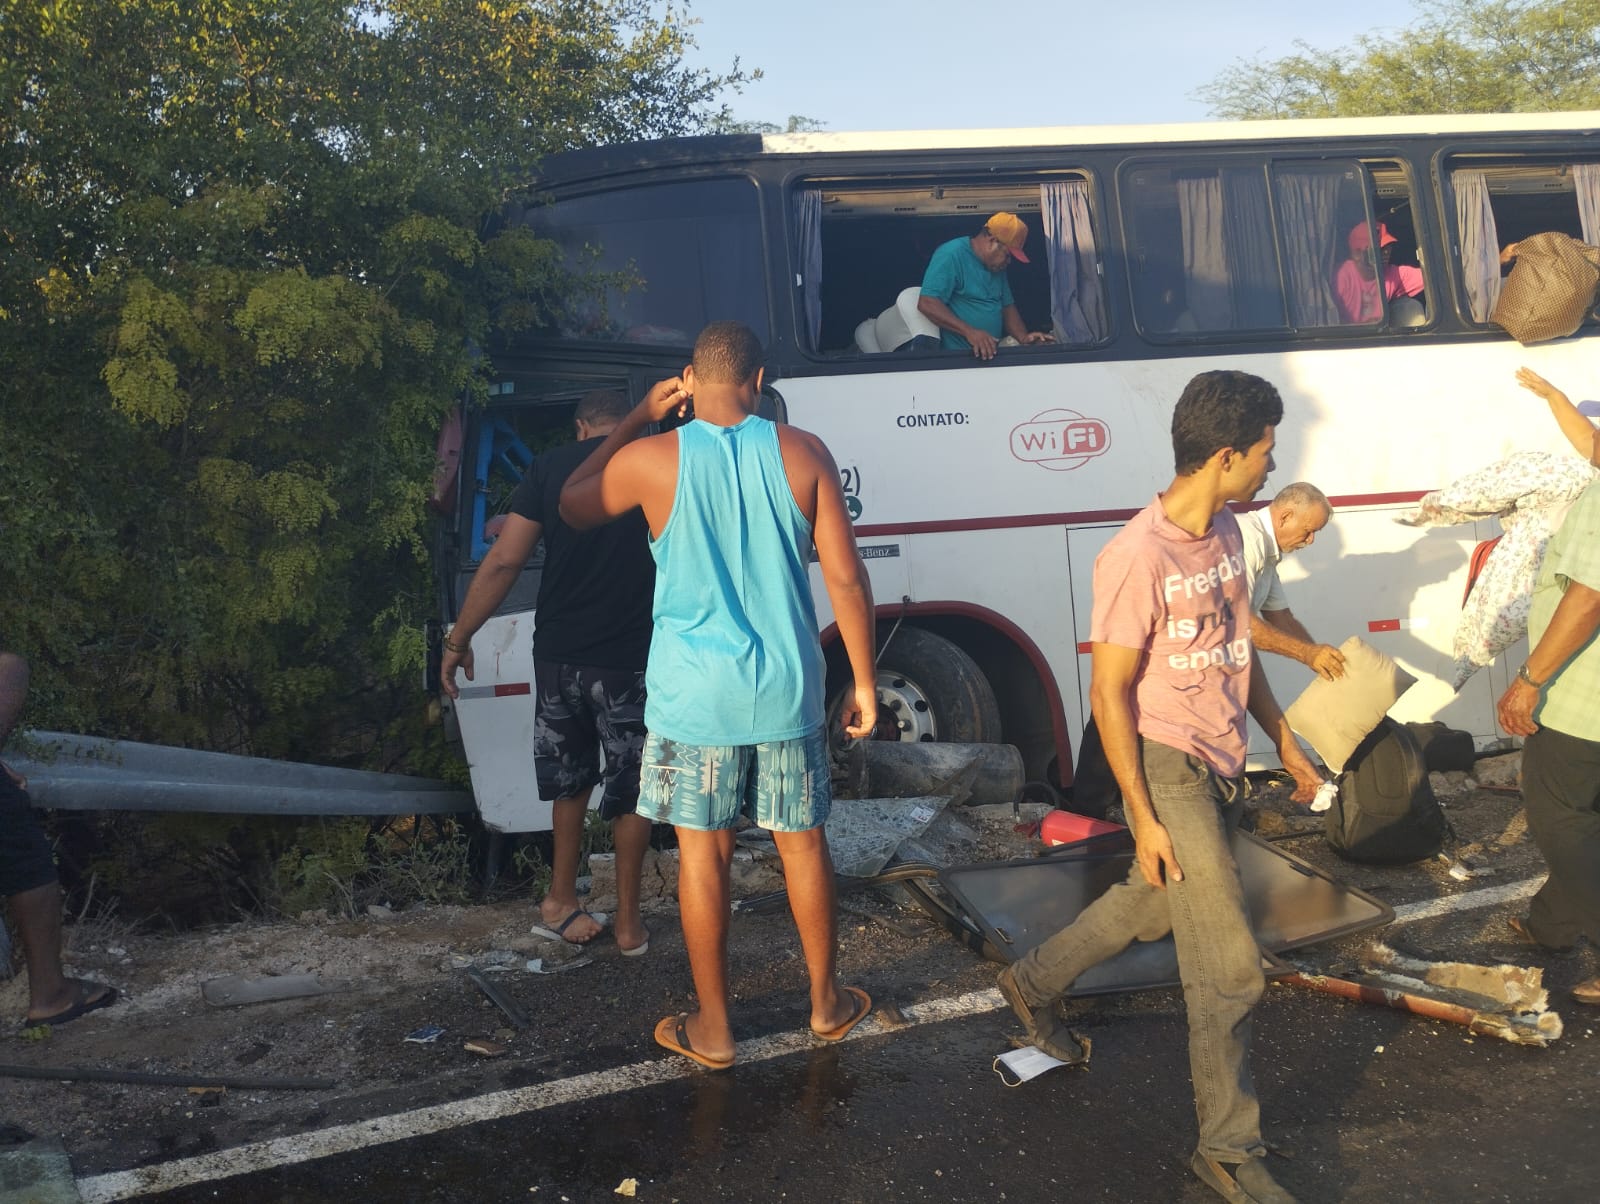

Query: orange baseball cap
left=985, top=212, right=1031, bottom=263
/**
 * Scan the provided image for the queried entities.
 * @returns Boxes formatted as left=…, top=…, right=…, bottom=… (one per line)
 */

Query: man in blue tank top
left=561, top=321, right=879, bottom=1071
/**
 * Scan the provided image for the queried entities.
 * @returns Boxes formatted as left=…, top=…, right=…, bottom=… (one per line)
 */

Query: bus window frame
left=512, top=168, right=774, bottom=356
left=1117, top=150, right=1433, bottom=345
left=779, top=163, right=1117, bottom=368
left=1436, top=138, right=1600, bottom=333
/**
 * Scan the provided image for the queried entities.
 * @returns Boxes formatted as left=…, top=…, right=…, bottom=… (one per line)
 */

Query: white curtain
left=1454, top=170, right=1501, bottom=322
left=1573, top=163, right=1600, bottom=247
left=1178, top=176, right=1233, bottom=329
left=1040, top=180, right=1108, bottom=344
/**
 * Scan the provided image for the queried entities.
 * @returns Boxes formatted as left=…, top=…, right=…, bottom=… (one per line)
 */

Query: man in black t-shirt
left=442, top=390, right=655, bottom=954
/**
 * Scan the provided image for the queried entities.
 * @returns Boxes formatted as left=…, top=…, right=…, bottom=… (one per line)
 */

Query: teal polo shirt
left=1531, top=478, right=1600, bottom=742
left=920, top=236, right=1014, bottom=351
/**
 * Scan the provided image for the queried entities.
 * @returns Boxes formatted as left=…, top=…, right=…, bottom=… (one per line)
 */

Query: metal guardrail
left=9, top=731, right=474, bottom=817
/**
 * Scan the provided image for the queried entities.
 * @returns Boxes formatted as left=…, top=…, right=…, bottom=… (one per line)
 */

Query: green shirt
left=920, top=236, right=1014, bottom=351
left=1530, top=478, right=1600, bottom=741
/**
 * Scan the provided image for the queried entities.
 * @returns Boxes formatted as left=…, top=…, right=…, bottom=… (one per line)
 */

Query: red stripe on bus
left=1367, top=619, right=1401, bottom=633
left=493, top=683, right=532, bottom=697
left=852, top=491, right=1429, bottom=538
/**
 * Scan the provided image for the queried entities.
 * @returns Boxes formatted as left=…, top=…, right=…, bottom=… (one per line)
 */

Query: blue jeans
left=1010, top=738, right=1265, bottom=1162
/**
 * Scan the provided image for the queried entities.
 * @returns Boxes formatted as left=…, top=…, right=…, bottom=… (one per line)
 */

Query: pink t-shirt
left=1333, top=259, right=1425, bottom=323
left=1090, top=496, right=1253, bottom=777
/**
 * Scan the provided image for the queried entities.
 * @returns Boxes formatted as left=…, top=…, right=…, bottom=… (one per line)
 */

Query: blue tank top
left=645, top=416, right=824, bottom=745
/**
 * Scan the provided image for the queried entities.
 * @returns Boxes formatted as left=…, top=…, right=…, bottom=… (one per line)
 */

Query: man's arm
left=1497, top=580, right=1600, bottom=737
left=916, top=294, right=996, bottom=359
left=1001, top=304, right=1053, bottom=346
left=1252, top=608, right=1346, bottom=680
left=1246, top=655, right=1322, bottom=802
left=1090, top=643, right=1181, bottom=889
left=560, top=377, right=688, bottom=530
left=439, top=515, right=542, bottom=700
left=807, top=437, right=877, bottom=740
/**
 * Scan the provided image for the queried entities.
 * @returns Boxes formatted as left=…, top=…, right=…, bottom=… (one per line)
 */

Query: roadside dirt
left=1, top=758, right=1575, bottom=1184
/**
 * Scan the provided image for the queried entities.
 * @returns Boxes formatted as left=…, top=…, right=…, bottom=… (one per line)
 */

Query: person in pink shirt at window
left=1333, top=220, right=1424, bottom=323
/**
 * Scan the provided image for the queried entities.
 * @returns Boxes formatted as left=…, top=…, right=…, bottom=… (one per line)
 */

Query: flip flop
left=811, top=985, right=873, bottom=1043
left=619, top=927, right=650, bottom=958
left=654, top=1013, right=734, bottom=1071
left=1571, top=977, right=1600, bottom=1006
left=529, top=908, right=608, bottom=945
left=23, top=983, right=117, bottom=1029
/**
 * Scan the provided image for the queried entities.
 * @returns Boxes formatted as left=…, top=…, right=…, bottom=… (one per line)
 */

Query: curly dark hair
left=1171, top=370, right=1283, bottom=475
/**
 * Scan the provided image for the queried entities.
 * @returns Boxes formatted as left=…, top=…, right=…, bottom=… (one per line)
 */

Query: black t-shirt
left=507, top=437, right=654, bottom=671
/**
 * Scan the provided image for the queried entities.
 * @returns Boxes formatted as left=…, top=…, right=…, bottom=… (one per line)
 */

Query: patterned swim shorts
left=531, top=661, right=646, bottom=819
left=637, top=728, right=831, bottom=833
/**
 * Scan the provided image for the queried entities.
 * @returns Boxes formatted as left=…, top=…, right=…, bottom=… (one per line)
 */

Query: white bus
left=435, top=112, right=1600, bottom=829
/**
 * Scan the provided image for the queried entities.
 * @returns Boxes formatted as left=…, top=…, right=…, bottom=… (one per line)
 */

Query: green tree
left=0, top=1, right=750, bottom=762
left=1197, top=0, right=1600, bottom=119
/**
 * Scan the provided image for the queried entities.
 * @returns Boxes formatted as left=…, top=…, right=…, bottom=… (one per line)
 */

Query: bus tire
left=867, top=626, right=1001, bottom=744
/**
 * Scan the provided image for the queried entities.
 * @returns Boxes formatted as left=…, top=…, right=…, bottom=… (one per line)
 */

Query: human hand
left=440, top=643, right=474, bottom=700
left=1134, top=820, right=1183, bottom=889
left=1306, top=644, right=1347, bottom=681
left=1499, top=242, right=1520, bottom=264
left=968, top=330, right=999, bottom=360
left=641, top=376, right=690, bottom=423
left=1, top=760, right=25, bottom=791
left=1496, top=678, right=1540, bottom=738
left=1282, top=745, right=1324, bottom=804
left=1515, top=366, right=1566, bottom=405
left=1022, top=331, right=1055, bottom=345
left=839, top=683, right=878, bottom=741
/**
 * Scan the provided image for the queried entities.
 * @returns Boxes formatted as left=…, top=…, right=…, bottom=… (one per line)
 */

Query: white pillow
left=1285, top=637, right=1417, bottom=773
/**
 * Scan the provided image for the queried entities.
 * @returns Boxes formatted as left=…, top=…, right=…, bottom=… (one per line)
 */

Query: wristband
left=1517, top=662, right=1547, bottom=689
left=443, top=635, right=469, bottom=655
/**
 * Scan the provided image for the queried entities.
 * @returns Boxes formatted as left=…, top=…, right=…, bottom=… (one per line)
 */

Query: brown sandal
left=1571, top=978, right=1600, bottom=1006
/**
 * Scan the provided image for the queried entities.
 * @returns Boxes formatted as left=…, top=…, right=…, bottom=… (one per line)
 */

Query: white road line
left=76, top=876, right=1547, bottom=1202
left=1389, top=875, right=1541, bottom=924
left=76, top=988, right=1008, bottom=1202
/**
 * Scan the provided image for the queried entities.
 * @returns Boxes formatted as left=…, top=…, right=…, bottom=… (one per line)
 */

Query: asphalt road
left=95, top=872, right=1600, bottom=1204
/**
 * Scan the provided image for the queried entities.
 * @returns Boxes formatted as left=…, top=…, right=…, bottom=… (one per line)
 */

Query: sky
left=678, top=0, right=1424, bottom=132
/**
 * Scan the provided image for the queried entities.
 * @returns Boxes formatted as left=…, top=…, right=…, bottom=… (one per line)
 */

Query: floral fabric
left=1397, top=451, right=1597, bottom=688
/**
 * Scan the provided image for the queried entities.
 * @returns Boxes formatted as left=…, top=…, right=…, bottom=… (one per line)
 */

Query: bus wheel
left=862, top=627, right=1001, bottom=744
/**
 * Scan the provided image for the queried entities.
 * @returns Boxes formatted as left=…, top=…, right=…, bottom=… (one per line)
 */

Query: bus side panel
left=1252, top=507, right=1508, bottom=759
left=1065, top=525, right=1122, bottom=746
left=449, top=611, right=563, bottom=833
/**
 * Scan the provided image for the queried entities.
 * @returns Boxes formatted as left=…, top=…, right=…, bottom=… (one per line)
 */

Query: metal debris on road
left=202, top=973, right=348, bottom=1008
left=466, top=967, right=531, bottom=1029
left=1284, top=943, right=1562, bottom=1047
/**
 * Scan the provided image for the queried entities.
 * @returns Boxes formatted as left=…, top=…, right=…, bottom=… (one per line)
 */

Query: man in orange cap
left=917, top=212, right=1055, bottom=359
left=1333, top=219, right=1425, bottom=323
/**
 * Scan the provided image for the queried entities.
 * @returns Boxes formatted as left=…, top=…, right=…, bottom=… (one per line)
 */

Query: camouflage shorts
left=531, top=661, right=646, bottom=819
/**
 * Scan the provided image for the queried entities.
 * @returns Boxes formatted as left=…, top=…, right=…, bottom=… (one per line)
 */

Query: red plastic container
left=1039, top=809, right=1126, bottom=847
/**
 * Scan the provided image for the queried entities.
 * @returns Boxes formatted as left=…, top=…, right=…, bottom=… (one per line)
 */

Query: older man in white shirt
left=1237, top=482, right=1345, bottom=681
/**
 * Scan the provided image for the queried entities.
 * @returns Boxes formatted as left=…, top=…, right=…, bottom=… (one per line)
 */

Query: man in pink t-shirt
left=1333, top=220, right=1425, bottom=323
left=997, top=371, right=1322, bottom=1204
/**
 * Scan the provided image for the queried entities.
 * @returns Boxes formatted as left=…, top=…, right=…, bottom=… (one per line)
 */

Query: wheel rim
left=875, top=667, right=938, bottom=742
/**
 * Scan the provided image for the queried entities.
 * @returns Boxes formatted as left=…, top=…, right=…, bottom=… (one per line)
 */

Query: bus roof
left=759, top=111, right=1600, bottom=155
left=529, top=111, right=1600, bottom=188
